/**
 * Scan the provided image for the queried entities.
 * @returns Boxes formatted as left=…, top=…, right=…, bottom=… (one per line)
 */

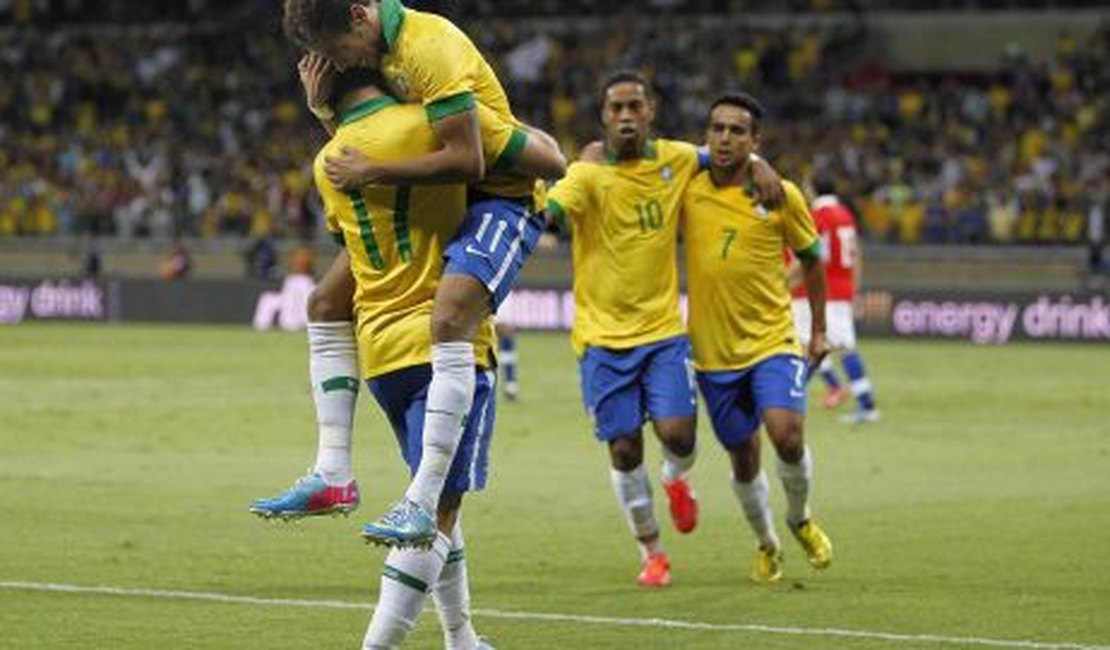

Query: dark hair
left=329, top=67, right=388, bottom=109
left=283, top=0, right=369, bottom=48
left=811, top=172, right=837, bottom=197
left=708, top=92, right=766, bottom=132
left=598, top=69, right=652, bottom=108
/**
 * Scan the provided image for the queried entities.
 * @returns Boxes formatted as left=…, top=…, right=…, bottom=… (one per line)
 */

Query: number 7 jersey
left=546, top=139, right=702, bottom=353
left=682, top=174, right=820, bottom=371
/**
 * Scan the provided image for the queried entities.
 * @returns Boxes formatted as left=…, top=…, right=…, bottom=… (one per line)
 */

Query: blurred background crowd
left=1, top=0, right=1106, bottom=249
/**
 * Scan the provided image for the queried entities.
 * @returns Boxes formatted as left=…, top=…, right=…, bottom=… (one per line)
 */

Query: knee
left=608, top=437, right=642, bottom=471
left=655, top=419, right=696, bottom=457
left=431, top=303, right=472, bottom=343
left=307, top=286, right=350, bottom=322
left=769, top=420, right=805, bottom=463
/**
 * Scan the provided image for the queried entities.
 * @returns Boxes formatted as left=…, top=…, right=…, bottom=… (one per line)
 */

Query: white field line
left=1, top=580, right=1107, bottom=650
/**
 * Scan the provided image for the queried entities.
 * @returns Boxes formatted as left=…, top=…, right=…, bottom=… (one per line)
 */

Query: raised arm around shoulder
left=328, top=108, right=486, bottom=188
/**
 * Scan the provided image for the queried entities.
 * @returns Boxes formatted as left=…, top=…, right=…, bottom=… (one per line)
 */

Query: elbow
left=460, top=153, right=486, bottom=183
left=544, top=152, right=568, bottom=181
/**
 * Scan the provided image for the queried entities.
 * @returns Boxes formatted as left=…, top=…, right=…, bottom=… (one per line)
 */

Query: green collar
left=604, top=139, right=657, bottom=164
left=379, top=0, right=405, bottom=53
left=340, top=95, right=399, bottom=126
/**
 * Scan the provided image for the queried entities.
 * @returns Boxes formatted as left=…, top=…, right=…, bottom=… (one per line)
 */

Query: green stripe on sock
left=383, top=564, right=429, bottom=593
left=446, top=549, right=465, bottom=564
left=321, top=377, right=359, bottom=393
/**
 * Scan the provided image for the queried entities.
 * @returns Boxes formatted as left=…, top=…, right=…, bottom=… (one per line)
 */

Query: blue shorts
left=367, top=365, right=497, bottom=494
left=444, top=198, right=543, bottom=310
left=696, top=354, right=809, bottom=449
left=578, top=335, right=698, bottom=442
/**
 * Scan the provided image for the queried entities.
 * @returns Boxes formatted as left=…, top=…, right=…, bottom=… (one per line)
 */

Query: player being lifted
left=252, top=0, right=566, bottom=549
left=313, top=67, right=498, bottom=650
left=682, top=92, right=833, bottom=584
left=545, top=71, right=783, bottom=587
left=790, top=174, right=880, bottom=424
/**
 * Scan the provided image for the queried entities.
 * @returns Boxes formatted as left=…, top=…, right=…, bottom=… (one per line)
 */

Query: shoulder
left=782, top=180, right=809, bottom=210
left=657, top=139, right=699, bottom=163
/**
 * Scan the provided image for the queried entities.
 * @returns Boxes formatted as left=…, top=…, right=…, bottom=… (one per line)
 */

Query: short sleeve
left=783, top=182, right=820, bottom=257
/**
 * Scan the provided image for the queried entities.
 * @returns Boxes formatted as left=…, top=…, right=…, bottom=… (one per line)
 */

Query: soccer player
left=257, top=0, right=566, bottom=547
left=790, top=174, right=880, bottom=424
left=683, top=92, right=834, bottom=584
left=494, top=297, right=520, bottom=401
left=315, top=67, right=497, bottom=650
left=544, top=71, right=710, bottom=588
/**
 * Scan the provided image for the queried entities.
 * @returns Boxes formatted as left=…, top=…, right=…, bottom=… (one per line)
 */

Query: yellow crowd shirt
left=378, top=0, right=534, bottom=200
left=314, top=95, right=496, bottom=378
left=547, top=139, right=702, bottom=353
left=683, top=175, right=820, bottom=371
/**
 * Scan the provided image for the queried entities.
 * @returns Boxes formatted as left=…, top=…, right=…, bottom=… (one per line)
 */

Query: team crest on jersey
left=660, top=165, right=674, bottom=182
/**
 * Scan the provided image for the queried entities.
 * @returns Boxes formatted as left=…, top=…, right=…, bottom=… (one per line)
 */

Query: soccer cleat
left=360, top=498, right=437, bottom=549
left=662, top=475, right=699, bottom=534
left=838, top=408, right=881, bottom=425
left=750, top=545, right=784, bottom=584
left=249, top=474, right=360, bottom=520
left=637, top=552, right=672, bottom=588
left=821, top=386, right=850, bottom=409
left=503, top=380, right=520, bottom=401
left=475, top=638, right=496, bottom=650
left=790, top=519, right=833, bottom=570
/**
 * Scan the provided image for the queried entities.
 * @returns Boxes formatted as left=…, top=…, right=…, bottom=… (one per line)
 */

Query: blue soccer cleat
left=360, top=498, right=437, bottom=549
left=249, top=473, right=360, bottom=520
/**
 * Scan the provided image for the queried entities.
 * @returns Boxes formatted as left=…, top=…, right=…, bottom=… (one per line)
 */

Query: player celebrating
left=683, top=92, right=833, bottom=584
left=790, top=174, right=880, bottom=424
left=313, top=68, right=496, bottom=650
left=256, top=0, right=565, bottom=548
left=545, top=71, right=711, bottom=588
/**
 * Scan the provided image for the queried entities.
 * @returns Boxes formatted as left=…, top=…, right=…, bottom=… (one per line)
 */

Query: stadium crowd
left=1, top=4, right=1106, bottom=246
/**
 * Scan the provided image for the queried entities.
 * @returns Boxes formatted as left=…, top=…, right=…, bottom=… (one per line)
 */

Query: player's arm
left=747, top=153, right=784, bottom=209
left=798, top=244, right=828, bottom=369
left=324, top=106, right=485, bottom=188
left=513, top=123, right=567, bottom=180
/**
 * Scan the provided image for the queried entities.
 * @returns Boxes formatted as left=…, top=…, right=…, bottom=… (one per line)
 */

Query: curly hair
left=282, top=0, right=370, bottom=48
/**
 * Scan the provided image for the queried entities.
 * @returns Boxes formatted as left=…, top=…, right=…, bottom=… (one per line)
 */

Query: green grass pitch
left=1, top=324, right=1108, bottom=649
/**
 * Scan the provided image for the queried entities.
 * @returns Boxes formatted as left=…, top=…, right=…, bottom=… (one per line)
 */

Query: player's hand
left=299, top=52, right=336, bottom=119
left=578, top=140, right=605, bottom=163
left=749, top=156, right=785, bottom=209
left=807, top=330, right=830, bottom=373
left=325, top=146, right=379, bottom=189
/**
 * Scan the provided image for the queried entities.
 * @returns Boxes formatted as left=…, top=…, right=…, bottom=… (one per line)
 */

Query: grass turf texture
left=1, top=324, right=1108, bottom=649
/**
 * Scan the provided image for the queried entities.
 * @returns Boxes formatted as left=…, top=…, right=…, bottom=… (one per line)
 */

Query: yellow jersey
left=546, top=139, right=702, bottom=353
left=683, top=175, right=820, bottom=371
left=314, top=95, right=497, bottom=379
left=378, top=0, right=534, bottom=200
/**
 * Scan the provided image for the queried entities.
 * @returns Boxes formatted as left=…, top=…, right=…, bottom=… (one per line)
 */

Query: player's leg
left=250, top=250, right=360, bottom=519
left=363, top=367, right=496, bottom=648
left=370, top=199, right=541, bottom=542
left=697, top=369, right=781, bottom=583
left=643, top=336, right=699, bottom=534
left=755, top=356, right=832, bottom=570
left=828, top=301, right=879, bottom=423
left=494, top=320, right=519, bottom=401
left=582, top=344, right=670, bottom=587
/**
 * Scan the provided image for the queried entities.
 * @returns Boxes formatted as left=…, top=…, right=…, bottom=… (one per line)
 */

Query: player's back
left=314, top=96, right=495, bottom=377
left=812, top=196, right=858, bottom=300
